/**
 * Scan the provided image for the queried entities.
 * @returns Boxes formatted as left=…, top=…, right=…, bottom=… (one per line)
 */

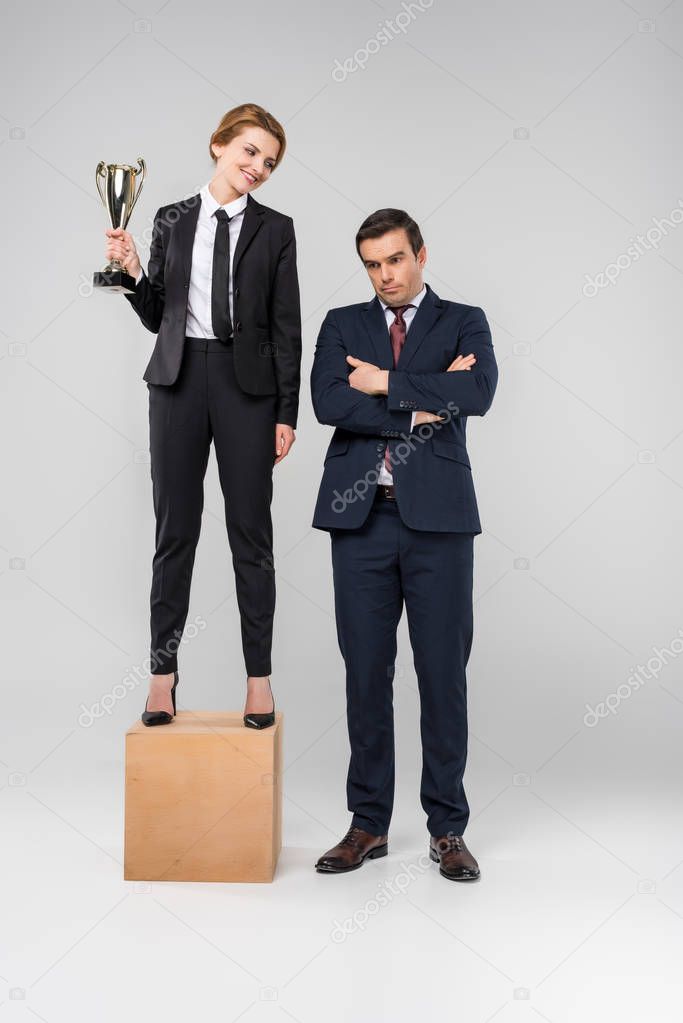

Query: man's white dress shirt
left=377, top=284, right=426, bottom=484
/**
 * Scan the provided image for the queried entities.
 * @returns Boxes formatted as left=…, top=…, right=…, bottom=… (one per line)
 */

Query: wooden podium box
left=124, top=711, right=282, bottom=883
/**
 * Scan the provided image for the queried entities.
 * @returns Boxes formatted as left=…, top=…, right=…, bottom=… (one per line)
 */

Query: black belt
left=375, top=484, right=396, bottom=501
left=184, top=336, right=233, bottom=351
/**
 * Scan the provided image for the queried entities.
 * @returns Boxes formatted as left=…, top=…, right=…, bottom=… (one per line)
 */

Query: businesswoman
left=105, top=103, right=301, bottom=730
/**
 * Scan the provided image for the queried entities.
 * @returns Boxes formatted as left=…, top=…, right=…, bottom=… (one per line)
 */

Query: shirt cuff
left=135, top=267, right=143, bottom=285
left=410, top=411, right=417, bottom=431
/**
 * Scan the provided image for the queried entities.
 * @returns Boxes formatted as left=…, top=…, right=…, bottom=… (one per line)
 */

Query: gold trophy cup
left=94, top=158, right=146, bottom=293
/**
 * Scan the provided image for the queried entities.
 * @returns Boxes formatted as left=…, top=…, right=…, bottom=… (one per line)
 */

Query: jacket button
left=235, top=288, right=240, bottom=297
left=236, top=322, right=242, bottom=333
left=376, top=443, right=384, bottom=452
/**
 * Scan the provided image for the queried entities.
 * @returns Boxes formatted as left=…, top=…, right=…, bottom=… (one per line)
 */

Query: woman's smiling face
left=211, top=127, right=281, bottom=196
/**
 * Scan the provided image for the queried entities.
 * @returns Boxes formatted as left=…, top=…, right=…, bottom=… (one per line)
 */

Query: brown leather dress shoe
left=429, top=834, right=480, bottom=882
left=315, top=825, right=388, bottom=873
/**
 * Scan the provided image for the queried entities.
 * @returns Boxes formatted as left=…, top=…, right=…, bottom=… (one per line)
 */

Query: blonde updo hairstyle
left=209, top=103, right=287, bottom=169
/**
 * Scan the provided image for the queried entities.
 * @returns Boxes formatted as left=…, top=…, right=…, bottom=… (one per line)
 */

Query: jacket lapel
left=175, top=194, right=201, bottom=286
left=361, top=296, right=394, bottom=368
left=360, top=283, right=444, bottom=369
left=233, top=193, right=265, bottom=273
left=174, top=190, right=265, bottom=285
left=396, top=284, right=444, bottom=370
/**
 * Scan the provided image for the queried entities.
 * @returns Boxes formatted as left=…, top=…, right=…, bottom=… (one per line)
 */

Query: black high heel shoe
left=141, top=670, right=178, bottom=727
left=243, top=677, right=275, bottom=730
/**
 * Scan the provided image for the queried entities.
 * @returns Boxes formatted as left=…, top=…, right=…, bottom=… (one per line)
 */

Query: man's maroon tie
left=384, top=304, right=414, bottom=476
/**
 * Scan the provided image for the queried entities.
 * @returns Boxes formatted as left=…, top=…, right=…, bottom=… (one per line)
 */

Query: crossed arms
left=310, top=305, right=498, bottom=437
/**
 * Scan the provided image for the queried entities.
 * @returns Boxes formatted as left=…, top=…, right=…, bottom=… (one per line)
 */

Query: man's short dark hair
left=355, top=208, right=424, bottom=260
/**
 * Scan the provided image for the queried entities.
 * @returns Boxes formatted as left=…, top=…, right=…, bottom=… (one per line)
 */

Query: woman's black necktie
left=211, top=208, right=233, bottom=342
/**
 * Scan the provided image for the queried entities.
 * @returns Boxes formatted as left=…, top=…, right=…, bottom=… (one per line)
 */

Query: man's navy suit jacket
left=310, top=283, right=498, bottom=534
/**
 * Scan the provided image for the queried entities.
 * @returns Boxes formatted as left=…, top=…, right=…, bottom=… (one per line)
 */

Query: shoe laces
left=436, top=834, right=463, bottom=854
left=339, top=826, right=363, bottom=848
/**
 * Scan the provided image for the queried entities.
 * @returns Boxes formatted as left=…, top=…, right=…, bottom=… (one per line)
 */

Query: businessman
left=310, top=208, right=497, bottom=882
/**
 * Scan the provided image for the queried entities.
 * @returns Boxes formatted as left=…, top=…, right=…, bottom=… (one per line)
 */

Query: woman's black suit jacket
left=125, top=191, right=302, bottom=428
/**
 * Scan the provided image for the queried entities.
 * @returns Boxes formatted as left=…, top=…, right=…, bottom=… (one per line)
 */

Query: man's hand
left=447, top=353, right=476, bottom=372
left=412, top=353, right=479, bottom=425
left=346, top=355, right=388, bottom=395
left=274, top=423, right=295, bottom=465
left=414, top=411, right=444, bottom=425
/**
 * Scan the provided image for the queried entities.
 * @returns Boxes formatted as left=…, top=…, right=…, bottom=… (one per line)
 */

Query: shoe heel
left=141, top=670, right=179, bottom=727
left=243, top=677, right=275, bottom=729
left=171, top=670, right=178, bottom=715
left=368, top=843, right=388, bottom=859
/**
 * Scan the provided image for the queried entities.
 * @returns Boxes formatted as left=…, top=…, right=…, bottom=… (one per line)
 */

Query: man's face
left=359, top=228, right=426, bottom=305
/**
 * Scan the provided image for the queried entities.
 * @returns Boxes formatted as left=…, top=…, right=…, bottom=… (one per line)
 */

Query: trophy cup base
left=93, top=268, right=136, bottom=294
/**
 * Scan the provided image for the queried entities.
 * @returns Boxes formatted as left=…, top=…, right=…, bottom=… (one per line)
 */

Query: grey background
left=2, top=0, right=682, bottom=1019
